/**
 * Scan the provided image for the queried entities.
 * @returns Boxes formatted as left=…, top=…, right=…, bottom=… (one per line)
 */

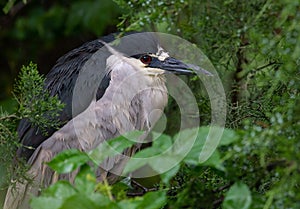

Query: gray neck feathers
left=55, top=55, right=168, bottom=151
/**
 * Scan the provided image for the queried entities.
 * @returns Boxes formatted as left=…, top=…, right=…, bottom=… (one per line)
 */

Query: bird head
left=102, top=40, right=212, bottom=78
left=129, top=52, right=196, bottom=76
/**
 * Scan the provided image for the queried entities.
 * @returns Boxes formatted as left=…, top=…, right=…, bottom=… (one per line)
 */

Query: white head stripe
left=156, top=45, right=169, bottom=61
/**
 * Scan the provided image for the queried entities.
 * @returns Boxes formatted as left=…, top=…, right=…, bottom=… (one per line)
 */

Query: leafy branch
left=0, top=62, right=65, bottom=187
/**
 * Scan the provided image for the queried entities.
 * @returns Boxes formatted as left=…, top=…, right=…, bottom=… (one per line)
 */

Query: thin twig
left=242, top=61, right=282, bottom=79
left=212, top=183, right=232, bottom=193
left=0, top=114, right=18, bottom=121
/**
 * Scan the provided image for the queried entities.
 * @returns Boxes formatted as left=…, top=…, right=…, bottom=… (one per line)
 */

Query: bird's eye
left=140, top=55, right=152, bottom=64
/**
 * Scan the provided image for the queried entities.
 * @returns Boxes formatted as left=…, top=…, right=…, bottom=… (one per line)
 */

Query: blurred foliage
left=30, top=127, right=238, bottom=209
left=115, top=0, right=299, bottom=208
left=30, top=134, right=169, bottom=209
left=1, top=0, right=300, bottom=209
left=0, top=0, right=121, bottom=100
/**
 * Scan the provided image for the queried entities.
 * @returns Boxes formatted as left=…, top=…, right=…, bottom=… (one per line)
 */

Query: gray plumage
left=4, top=33, right=199, bottom=209
left=5, top=44, right=167, bottom=209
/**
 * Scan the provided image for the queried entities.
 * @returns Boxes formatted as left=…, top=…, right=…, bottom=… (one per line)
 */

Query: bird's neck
left=102, top=73, right=167, bottom=131
left=103, top=56, right=168, bottom=132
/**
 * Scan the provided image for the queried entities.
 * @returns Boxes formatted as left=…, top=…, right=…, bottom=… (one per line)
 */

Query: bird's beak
left=158, top=57, right=213, bottom=76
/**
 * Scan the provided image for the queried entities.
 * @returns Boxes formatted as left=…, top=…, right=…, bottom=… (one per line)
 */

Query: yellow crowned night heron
left=4, top=32, right=209, bottom=209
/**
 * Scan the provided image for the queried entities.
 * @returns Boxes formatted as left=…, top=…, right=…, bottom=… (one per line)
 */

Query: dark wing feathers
left=16, top=32, right=159, bottom=161
left=17, top=36, right=115, bottom=161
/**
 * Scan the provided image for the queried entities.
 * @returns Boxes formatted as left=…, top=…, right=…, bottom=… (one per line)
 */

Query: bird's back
left=16, top=36, right=115, bottom=161
left=4, top=50, right=169, bottom=209
left=16, top=32, right=159, bottom=161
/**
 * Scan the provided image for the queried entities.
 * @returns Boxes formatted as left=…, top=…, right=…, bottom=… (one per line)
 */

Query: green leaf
left=88, top=131, right=141, bottom=165
left=183, top=127, right=209, bottom=165
left=123, top=134, right=173, bottom=174
left=118, top=191, right=167, bottom=209
left=149, top=154, right=180, bottom=174
left=30, top=181, right=76, bottom=209
left=40, top=181, right=76, bottom=198
left=184, top=127, right=237, bottom=169
left=74, top=164, right=96, bottom=194
left=123, top=129, right=196, bottom=175
left=60, top=193, right=120, bottom=209
left=30, top=196, right=63, bottom=209
left=118, top=200, right=140, bottom=209
left=135, top=191, right=167, bottom=209
left=89, top=193, right=120, bottom=208
left=47, top=149, right=90, bottom=173
left=160, top=163, right=180, bottom=184
left=122, top=153, right=150, bottom=175
left=152, top=133, right=173, bottom=151
left=202, top=150, right=225, bottom=171
left=222, top=182, right=252, bottom=209
left=218, top=128, right=239, bottom=146
left=172, top=128, right=199, bottom=158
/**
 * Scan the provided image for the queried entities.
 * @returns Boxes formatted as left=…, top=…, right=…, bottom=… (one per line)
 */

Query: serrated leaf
left=47, top=149, right=89, bottom=173
left=222, top=182, right=252, bottom=209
